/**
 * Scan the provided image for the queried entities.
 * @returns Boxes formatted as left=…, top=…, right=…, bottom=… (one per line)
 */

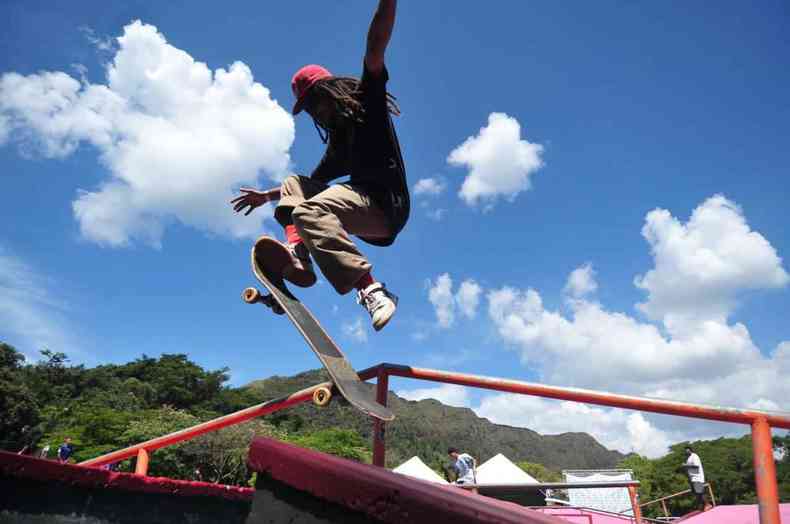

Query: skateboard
left=243, top=236, right=394, bottom=421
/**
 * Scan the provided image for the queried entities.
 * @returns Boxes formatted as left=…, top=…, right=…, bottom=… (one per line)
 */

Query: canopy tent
left=476, top=453, right=539, bottom=485
left=392, top=456, right=448, bottom=484
left=475, top=453, right=544, bottom=507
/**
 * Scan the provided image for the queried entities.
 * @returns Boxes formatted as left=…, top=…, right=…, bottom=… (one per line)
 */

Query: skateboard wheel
left=243, top=287, right=260, bottom=304
left=312, top=387, right=332, bottom=407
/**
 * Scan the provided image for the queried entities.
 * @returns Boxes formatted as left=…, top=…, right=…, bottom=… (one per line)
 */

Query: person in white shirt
left=681, top=446, right=706, bottom=510
left=447, top=447, right=477, bottom=486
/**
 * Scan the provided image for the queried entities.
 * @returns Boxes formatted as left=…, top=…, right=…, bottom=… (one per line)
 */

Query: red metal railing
left=80, top=381, right=333, bottom=469
left=81, top=362, right=790, bottom=524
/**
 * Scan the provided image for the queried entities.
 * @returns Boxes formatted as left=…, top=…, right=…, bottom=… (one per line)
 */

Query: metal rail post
left=134, top=448, right=149, bottom=476
left=627, top=485, right=642, bottom=524
left=372, top=367, right=389, bottom=467
left=751, top=416, right=780, bottom=524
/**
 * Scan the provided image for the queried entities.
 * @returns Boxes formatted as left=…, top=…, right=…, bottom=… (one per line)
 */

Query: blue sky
left=1, top=1, right=788, bottom=457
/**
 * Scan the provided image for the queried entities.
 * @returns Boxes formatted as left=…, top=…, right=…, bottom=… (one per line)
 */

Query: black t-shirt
left=310, top=64, right=409, bottom=247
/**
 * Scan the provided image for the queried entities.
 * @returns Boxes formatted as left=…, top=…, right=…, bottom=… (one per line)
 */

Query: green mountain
left=246, top=368, right=625, bottom=472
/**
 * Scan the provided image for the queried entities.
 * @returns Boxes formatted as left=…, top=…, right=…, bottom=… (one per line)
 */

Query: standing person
left=39, top=444, right=50, bottom=459
left=57, top=437, right=74, bottom=464
left=448, top=447, right=477, bottom=487
left=231, top=0, right=409, bottom=331
left=681, top=446, right=706, bottom=511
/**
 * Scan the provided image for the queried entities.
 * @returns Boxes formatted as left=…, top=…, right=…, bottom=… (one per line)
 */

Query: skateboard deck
left=244, top=236, right=394, bottom=422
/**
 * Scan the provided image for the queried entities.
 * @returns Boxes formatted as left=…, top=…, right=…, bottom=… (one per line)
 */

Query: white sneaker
left=356, top=282, right=398, bottom=331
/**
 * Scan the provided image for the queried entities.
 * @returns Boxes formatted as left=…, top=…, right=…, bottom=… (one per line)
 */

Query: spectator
left=680, top=446, right=706, bottom=511
left=57, top=437, right=74, bottom=464
left=39, top=444, right=50, bottom=459
left=447, top=447, right=477, bottom=487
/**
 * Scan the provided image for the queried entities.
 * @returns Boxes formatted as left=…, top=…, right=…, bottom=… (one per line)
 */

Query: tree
left=116, top=354, right=229, bottom=409
left=618, top=454, right=658, bottom=516
left=21, top=349, right=86, bottom=406
left=118, top=406, right=201, bottom=479
left=288, top=428, right=372, bottom=463
left=183, top=421, right=286, bottom=485
left=0, top=343, right=40, bottom=452
left=774, top=434, right=790, bottom=501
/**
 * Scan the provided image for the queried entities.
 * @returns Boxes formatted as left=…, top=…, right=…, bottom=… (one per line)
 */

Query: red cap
left=291, top=64, right=332, bottom=115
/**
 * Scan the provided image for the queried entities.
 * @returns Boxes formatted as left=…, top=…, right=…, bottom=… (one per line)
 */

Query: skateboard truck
left=243, top=287, right=285, bottom=315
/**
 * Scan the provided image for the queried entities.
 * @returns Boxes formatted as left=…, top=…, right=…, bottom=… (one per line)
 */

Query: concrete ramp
left=246, top=437, right=566, bottom=523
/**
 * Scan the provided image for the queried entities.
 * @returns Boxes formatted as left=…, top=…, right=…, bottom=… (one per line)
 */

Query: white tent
left=476, top=453, right=539, bottom=485
left=392, top=456, right=449, bottom=484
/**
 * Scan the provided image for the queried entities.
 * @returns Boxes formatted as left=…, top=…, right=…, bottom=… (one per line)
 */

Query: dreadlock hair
left=309, top=76, right=400, bottom=143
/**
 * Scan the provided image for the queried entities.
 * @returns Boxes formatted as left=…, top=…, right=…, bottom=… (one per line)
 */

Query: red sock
left=355, top=272, right=375, bottom=291
left=284, top=224, right=302, bottom=245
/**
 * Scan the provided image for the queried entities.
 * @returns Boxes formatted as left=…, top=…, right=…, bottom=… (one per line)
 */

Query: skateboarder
left=232, top=0, right=408, bottom=332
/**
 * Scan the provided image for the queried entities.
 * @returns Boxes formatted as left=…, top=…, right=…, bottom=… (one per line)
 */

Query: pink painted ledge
left=0, top=450, right=253, bottom=502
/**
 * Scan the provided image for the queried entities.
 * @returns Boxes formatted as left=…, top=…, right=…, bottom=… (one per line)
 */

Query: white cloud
left=456, top=279, right=482, bottom=319
left=0, top=248, right=78, bottom=360
left=397, top=384, right=471, bottom=408
left=0, top=20, right=294, bottom=247
left=0, top=114, right=9, bottom=145
left=448, top=112, right=544, bottom=208
left=79, top=26, right=114, bottom=52
left=476, top=395, right=672, bottom=458
left=489, top=286, right=749, bottom=386
left=428, top=273, right=455, bottom=328
left=342, top=317, right=368, bottom=343
left=635, top=195, right=789, bottom=334
left=427, top=274, right=483, bottom=328
left=413, top=177, right=446, bottom=196
left=564, top=263, right=598, bottom=299
left=478, top=195, right=790, bottom=452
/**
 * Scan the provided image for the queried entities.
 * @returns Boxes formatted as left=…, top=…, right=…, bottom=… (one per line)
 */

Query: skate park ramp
left=1, top=440, right=568, bottom=524
left=0, top=450, right=253, bottom=523
left=674, top=503, right=790, bottom=523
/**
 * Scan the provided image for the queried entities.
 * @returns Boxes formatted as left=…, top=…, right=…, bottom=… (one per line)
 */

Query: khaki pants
left=276, top=176, right=391, bottom=295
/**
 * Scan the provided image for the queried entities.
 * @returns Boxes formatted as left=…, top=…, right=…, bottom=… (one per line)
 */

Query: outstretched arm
left=364, top=0, right=397, bottom=74
left=230, top=187, right=281, bottom=215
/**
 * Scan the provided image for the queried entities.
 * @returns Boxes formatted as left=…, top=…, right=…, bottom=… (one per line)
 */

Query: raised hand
left=230, top=187, right=281, bottom=215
